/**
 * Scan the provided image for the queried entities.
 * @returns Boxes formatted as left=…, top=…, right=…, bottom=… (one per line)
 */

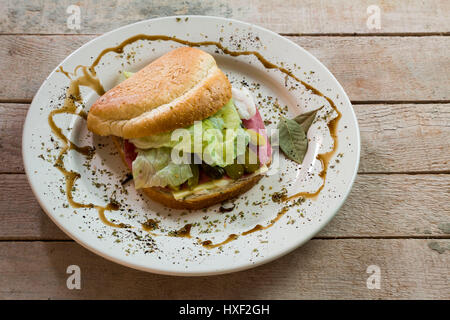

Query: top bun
left=87, top=47, right=232, bottom=138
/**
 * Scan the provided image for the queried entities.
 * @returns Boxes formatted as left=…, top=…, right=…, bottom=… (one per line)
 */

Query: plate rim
left=22, top=15, right=361, bottom=276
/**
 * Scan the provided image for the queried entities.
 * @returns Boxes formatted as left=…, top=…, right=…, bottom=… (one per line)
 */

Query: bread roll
left=87, top=47, right=231, bottom=138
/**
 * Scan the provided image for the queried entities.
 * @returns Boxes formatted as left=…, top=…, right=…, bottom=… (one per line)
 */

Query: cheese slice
left=172, top=165, right=268, bottom=200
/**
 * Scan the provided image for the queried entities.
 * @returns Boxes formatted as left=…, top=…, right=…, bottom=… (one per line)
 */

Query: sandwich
left=87, top=47, right=271, bottom=209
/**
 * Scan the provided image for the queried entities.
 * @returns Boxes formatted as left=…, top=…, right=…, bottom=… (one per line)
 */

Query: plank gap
left=352, top=100, right=450, bottom=105
left=3, top=171, right=450, bottom=175
left=2, top=100, right=450, bottom=105
left=281, top=32, right=450, bottom=37
left=360, top=171, right=450, bottom=175
left=1, top=32, right=450, bottom=37
left=1, top=235, right=449, bottom=242
left=0, top=99, right=32, bottom=104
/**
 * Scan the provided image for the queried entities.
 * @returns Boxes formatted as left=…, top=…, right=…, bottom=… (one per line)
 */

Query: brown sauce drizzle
left=57, top=65, right=105, bottom=96
left=202, top=207, right=288, bottom=248
left=242, top=224, right=266, bottom=236
left=49, top=33, right=341, bottom=245
left=242, top=207, right=288, bottom=235
left=202, top=234, right=238, bottom=249
left=168, top=224, right=192, bottom=238
left=286, top=109, right=341, bottom=200
left=141, top=219, right=159, bottom=232
left=57, top=66, right=71, bottom=79
left=51, top=69, right=123, bottom=228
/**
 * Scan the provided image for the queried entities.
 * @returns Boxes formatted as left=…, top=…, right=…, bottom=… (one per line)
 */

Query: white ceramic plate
left=23, top=16, right=360, bottom=276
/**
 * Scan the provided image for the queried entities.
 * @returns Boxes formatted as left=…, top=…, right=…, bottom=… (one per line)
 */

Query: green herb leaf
left=278, top=117, right=308, bottom=164
left=293, top=106, right=323, bottom=133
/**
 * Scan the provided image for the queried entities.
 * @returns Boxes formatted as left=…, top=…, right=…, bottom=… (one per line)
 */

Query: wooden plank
left=1, top=174, right=449, bottom=240
left=291, top=36, right=450, bottom=102
left=320, top=174, right=450, bottom=238
left=0, top=104, right=27, bottom=173
left=0, top=0, right=449, bottom=34
left=0, top=36, right=92, bottom=101
left=0, top=36, right=449, bottom=101
left=4, top=103, right=449, bottom=174
left=0, top=174, right=68, bottom=240
left=0, top=240, right=448, bottom=299
left=355, top=103, right=450, bottom=173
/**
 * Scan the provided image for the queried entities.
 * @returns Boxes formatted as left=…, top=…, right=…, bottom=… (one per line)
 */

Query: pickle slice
left=201, top=163, right=225, bottom=179
left=243, top=148, right=260, bottom=173
left=187, top=164, right=199, bottom=188
left=224, top=163, right=244, bottom=180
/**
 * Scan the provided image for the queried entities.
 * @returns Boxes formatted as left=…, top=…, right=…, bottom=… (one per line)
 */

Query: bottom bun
left=112, top=137, right=266, bottom=209
left=142, top=174, right=263, bottom=209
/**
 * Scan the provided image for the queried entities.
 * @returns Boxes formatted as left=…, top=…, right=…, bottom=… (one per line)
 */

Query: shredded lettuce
left=129, top=99, right=250, bottom=188
left=130, top=100, right=249, bottom=167
left=215, top=99, right=242, bottom=129
left=130, top=131, right=176, bottom=149
left=201, top=126, right=249, bottom=167
left=132, top=147, right=193, bottom=189
left=123, top=71, right=134, bottom=79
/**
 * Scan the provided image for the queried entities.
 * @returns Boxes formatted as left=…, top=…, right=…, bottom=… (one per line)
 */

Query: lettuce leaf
left=129, top=131, right=176, bottom=149
left=172, top=119, right=249, bottom=167
left=185, top=100, right=247, bottom=166
left=132, top=147, right=193, bottom=189
left=215, top=99, right=242, bottom=129
left=131, top=100, right=248, bottom=177
left=123, top=71, right=134, bottom=79
left=202, top=127, right=249, bottom=167
left=129, top=115, right=226, bottom=151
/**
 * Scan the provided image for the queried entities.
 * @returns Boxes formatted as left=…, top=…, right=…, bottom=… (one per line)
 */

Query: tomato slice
left=123, top=139, right=137, bottom=170
left=242, top=107, right=272, bottom=165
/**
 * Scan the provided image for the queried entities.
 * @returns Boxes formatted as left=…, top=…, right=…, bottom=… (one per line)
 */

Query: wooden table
left=0, top=1, right=449, bottom=299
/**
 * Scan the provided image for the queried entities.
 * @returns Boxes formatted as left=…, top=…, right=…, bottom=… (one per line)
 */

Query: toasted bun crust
left=142, top=175, right=263, bottom=210
left=112, top=137, right=265, bottom=210
left=87, top=47, right=232, bottom=138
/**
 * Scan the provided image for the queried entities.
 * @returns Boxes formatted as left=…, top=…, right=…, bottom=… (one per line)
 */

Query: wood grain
left=1, top=0, right=449, bottom=301
left=1, top=174, right=449, bottom=240
left=1, top=0, right=449, bottom=34
left=0, top=36, right=92, bottom=101
left=4, top=103, right=449, bottom=173
left=1, top=36, right=449, bottom=101
left=0, top=240, right=448, bottom=299
left=0, top=174, right=68, bottom=240
left=355, top=103, right=450, bottom=173
left=0, top=104, right=27, bottom=173
left=291, top=36, right=450, bottom=102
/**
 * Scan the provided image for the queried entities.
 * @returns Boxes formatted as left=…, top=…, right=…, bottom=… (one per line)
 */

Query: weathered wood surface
left=1, top=0, right=449, bottom=300
left=1, top=0, right=449, bottom=35
left=355, top=103, right=450, bottom=173
left=292, top=36, right=450, bottom=102
left=0, top=104, right=27, bottom=173
left=1, top=36, right=449, bottom=101
left=1, top=174, right=449, bottom=240
left=0, top=240, right=448, bottom=299
left=3, top=103, right=449, bottom=174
